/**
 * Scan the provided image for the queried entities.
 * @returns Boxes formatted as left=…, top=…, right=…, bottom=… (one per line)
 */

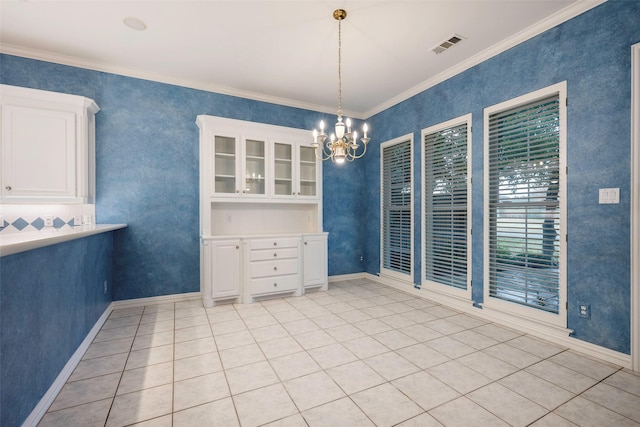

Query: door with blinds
left=380, top=135, right=413, bottom=281
left=421, top=115, right=472, bottom=298
left=484, top=82, right=567, bottom=326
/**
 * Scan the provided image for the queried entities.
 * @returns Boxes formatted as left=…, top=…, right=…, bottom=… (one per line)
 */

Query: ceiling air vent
left=432, top=34, right=464, bottom=55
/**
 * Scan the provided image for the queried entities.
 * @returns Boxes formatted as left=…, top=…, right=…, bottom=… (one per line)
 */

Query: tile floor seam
left=102, top=307, right=144, bottom=426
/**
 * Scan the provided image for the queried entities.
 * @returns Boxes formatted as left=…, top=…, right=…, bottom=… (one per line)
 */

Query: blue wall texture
left=364, top=1, right=639, bottom=354
left=0, top=233, right=114, bottom=427
left=0, top=4, right=638, bottom=424
left=0, top=60, right=366, bottom=299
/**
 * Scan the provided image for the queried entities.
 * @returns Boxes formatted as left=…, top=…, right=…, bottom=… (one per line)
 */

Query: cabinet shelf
left=215, top=152, right=235, bottom=158
left=275, top=158, right=292, bottom=163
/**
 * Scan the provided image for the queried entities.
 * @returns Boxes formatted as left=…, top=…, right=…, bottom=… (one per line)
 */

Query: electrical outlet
left=360, top=255, right=364, bottom=262
left=44, top=215, right=54, bottom=227
left=82, top=214, right=92, bottom=226
left=103, top=280, right=108, bottom=294
left=578, top=303, right=591, bottom=319
left=73, top=215, right=82, bottom=226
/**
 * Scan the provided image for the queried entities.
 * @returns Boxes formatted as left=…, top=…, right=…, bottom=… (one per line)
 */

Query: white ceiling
left=0, top=1, right=602, bottom=118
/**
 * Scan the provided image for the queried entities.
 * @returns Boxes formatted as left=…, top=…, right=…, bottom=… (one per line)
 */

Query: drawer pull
left=5, top=186, right=12, bottom=191
left=304, top=242, right=307, bottom=245
left=273, top=283, right=277, bottom=287
left=274, top=253, right=277, bottom=257
left=273, top=242, right=277, bottom=246
left=236, top=246, right=239, bottom=249
left=274, top=266, right=278, bottom=271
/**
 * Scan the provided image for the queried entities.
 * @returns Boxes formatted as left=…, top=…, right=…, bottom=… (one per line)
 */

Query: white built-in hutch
left=197, top=115, right=328, bottom=307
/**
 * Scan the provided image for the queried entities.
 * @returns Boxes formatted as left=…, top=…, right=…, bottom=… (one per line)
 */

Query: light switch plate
left=599, top=188, right=620, bottom=204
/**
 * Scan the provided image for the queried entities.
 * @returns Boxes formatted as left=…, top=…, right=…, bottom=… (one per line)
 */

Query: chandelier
left=312, top=9, right=370, bottom=164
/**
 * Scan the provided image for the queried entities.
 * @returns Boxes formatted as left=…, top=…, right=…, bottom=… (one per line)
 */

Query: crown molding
left=0, top=0, right=604, bottom=121
left=363, top=0, right=607, bottom=119
left=0, top=43, right=366, bottom=119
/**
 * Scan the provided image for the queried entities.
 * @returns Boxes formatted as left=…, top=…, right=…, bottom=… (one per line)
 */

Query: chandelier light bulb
left=363, top=123, right=368, bottom=138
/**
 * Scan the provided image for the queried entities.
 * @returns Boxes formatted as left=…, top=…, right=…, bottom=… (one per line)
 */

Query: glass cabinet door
left=273, top=142, right=293, bottom=196
left=213, top=135, right=237, bottom=195
left=298, top=146, right=317, bottom=197
left=244, top=139, right=266, bottom=196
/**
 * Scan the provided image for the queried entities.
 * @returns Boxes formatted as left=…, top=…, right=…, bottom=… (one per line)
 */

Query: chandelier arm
left=314, top=146, right=333, bottom=161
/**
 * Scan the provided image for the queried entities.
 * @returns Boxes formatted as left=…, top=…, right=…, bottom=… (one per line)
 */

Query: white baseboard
left=21, top=306, right=112, bottom=427
left=364, top=273, right=633, bottom=370
left=328, top=272, right=367, bottom=282
left=23, top=291, right=202, bottom=427
left=110, top=292, right=201, bottom=310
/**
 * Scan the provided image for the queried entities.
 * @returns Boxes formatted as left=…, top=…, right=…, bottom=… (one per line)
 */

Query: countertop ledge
left=0, top=224, right=127, bottom=257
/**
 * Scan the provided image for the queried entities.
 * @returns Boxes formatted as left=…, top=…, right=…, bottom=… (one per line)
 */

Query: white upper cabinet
left=271, top=141, right=320, bottom=199
left=0, top=85, right=99, bottom=204
left=197, top=115, right=321, bottom=202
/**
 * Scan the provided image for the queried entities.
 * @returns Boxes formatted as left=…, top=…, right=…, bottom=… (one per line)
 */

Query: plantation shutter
left=424, top=122, right=469, bottom=290
left=487, top=95, right=561, bottom=313
left=382, top=140, right=412, bottom=275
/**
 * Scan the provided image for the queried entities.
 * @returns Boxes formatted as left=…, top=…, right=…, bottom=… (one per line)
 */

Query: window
left=422, top=115, right=472, bottom=298
left=484, top=82, right=567, bottom=326
left=380, top=135, right=413, bottom=280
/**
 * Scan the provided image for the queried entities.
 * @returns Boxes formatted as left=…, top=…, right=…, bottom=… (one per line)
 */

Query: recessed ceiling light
left=123, top=16, right=147, bottom=31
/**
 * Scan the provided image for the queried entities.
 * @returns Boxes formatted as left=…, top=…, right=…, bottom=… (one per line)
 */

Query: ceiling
left=0, top=1, right=601, bottom=118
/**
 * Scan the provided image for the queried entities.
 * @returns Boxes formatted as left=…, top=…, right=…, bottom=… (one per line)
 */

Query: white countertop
left=0, top=224, right=127, bottom=257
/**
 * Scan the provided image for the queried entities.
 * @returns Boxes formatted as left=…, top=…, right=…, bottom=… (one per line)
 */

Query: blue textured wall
left=364, top=1, right=639, bottom=353
left=0, top=0, right=637, bottom=357
left=0, top=233, right=114, bottom=427
left=0, top=59, right=361, bottom=299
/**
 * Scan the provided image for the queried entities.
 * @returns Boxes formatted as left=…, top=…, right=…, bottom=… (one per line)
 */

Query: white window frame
left=421, top=114, right=472, bottom=300
left=631, top=42, right=640, bottom=371
left=483, top=81, right=568, bottom=328
left=380, top=134, right=414, bottom=282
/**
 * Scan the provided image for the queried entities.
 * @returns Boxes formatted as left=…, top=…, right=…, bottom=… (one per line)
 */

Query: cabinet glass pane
left=245, top=139, right=265, bottom=195
left=274, top=142, right=293, bottom=196
left=299, top=146, right=316, bottom=196
left=214, top=136, right=236, bottom=194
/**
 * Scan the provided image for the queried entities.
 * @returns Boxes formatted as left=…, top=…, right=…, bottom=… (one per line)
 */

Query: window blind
left=382, top=140, right=412, bottom=275
left=487, top=95, right=561, bottom=313
left=424, top=122, right=469, bottom=290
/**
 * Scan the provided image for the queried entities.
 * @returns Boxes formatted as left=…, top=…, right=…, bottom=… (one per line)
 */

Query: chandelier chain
left=337, top=17, right=342, bottom=118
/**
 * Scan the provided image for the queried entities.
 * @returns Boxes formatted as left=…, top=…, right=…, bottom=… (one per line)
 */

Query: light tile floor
left=39, top=279, right=640, bottom=427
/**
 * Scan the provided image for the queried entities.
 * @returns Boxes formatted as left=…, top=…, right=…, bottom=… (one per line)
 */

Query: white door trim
left=631, top=42, right=640, bottom=372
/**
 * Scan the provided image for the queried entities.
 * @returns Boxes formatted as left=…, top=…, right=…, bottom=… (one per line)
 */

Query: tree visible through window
left=487, top=93, right=562, bottom=314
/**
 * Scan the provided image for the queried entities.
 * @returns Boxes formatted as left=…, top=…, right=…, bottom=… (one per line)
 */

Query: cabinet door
left=242, top=138, right=266, bottom=197
left=272, top=142, right=294, bottom=197
left=212, top=135, right=240, bottom=197
left=297, top=145, right=319, bottom=199
left=303, top=234, right=327, bottom=289
left=2, top=105, right=77, bottom=201
left=210, top=239, right=242, bottom=299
